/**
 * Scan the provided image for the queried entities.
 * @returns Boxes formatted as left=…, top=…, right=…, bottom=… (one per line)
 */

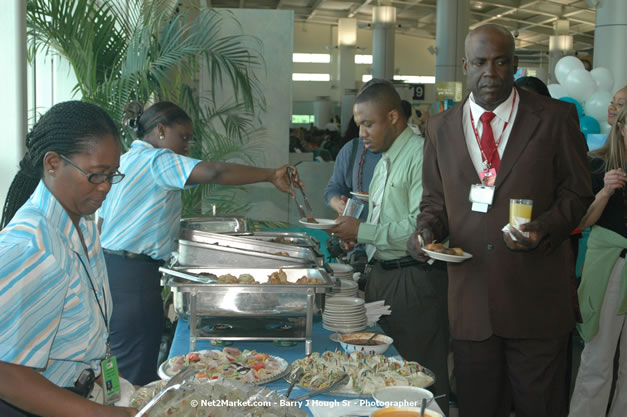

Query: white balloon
left=600, top=122, right=612, bottom=134
left=584, top=90, right=613, bottom=121
left=547, top=83, right=569, bottom=99
left=555, top=56, right=585, bottom=86
left=590, top=67, right=614, bottom=92
left=564, top=69, right=596, bottom=102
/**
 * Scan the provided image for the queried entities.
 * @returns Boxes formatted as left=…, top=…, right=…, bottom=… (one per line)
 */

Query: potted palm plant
left=26, top=0, right=266, bottom=216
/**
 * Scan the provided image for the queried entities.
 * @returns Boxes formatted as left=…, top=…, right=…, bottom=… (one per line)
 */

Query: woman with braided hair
left=98, top=101, right=300, bottom=385
left=0, top=101, right=135, bottom=417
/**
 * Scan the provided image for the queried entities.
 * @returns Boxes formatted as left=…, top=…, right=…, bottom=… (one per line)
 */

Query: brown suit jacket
left=418, top=88, right=594, bottom=341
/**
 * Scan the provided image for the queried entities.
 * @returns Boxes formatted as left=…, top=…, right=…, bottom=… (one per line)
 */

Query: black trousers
left=453, top=333, right=570, bottom=417
left=365, top=261, right=450, bottom=415
left=105, top=252, right=165, bottom=386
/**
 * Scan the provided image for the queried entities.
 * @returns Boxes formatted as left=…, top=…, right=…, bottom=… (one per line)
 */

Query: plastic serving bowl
left=339, top=332, right=394, bottom=355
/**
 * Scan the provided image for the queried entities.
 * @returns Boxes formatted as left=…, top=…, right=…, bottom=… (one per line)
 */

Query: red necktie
left=479, top=112, right=500, bottom=172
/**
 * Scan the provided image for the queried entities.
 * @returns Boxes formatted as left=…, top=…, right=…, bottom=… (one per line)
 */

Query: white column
left=593, top=0, right=627, bottom=90
left=0, top=0, right=27, bottom=213
left=371, top=6, right=396, bottom=80
left=337, top=18, right=356, bottom=133
left=435, top=0, right=468, bottom=83
left=313, top=96, right=332, bottom=129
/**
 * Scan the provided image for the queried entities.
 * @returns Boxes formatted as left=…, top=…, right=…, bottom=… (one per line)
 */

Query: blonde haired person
left=570, top=105, right=627, bottom=417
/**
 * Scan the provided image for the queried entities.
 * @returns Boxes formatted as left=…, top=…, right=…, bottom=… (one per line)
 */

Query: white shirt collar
left=469, top=88, right=516, bottom=126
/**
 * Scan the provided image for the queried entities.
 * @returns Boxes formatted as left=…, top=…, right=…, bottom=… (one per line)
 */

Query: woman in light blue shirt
left=98, top=101, right=298, bottom=385
left=0, top=101, right=134, bottom=417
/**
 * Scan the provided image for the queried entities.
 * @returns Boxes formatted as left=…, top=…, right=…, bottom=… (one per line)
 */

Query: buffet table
left=169, top=315, right=445, bottom=416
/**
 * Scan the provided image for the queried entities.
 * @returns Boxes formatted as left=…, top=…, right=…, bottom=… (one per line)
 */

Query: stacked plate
left=328, top=263, right=354, bottom=280
left=322, top=296, right=367, bottom=333
left=329, top=279, right=358, bottom=297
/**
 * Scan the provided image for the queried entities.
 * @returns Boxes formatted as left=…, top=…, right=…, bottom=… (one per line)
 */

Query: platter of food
left=350, top=191, right=370, bottom=201
left=130, top=378, right=307, bottom=417
left=422, top=243, right=472, bottom=263
left=208, top=269, right=324, bottom=285
left=298, top=217, right=337, bottom=229
left=158, top=347, right=290, bottom=385
left=288, top=351, right=435, bottom=397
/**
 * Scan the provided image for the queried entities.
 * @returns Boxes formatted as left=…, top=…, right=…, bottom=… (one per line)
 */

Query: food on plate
left=217, top=273, right=239, bottom=284
left=130, top=378, right=307, bottom=417
left=291, top=351, right=434, bottom=395
left=304, top=216, right=319, bottom=224
left=274, top=251, right=290, bottom=256
left=267, top=269, right=288, bottom=284
left=425, top=242, right=464, bottom=256
left=162, top=347, right=287, bottom=384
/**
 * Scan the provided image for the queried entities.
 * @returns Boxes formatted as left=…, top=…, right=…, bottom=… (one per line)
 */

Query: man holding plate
left=408, top=24, right=593, bottom=416
left=328, top=79, right=450, bottom=415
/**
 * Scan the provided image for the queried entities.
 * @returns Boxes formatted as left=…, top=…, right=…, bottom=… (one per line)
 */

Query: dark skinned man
left=407, top=24, right=593, bottom=417
left=330, top=79, right=450, bottom=413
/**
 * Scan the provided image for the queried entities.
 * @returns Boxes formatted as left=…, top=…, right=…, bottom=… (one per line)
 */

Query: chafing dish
left=177, top=229, right=319, bottom=267
left=180, top=216, right=251, bottom=234
left=160, top=266, right=334, bottom=355
left=232, top=232, right=323, bottom=259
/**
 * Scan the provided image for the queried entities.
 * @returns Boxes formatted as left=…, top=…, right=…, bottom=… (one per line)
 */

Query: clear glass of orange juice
left=509, top=199, right=533, bottom=231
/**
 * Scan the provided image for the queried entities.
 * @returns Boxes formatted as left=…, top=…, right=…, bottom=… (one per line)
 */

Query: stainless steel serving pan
left=180, top=216, right=251, bottom=234
left=161, top=266, right=333, bottom=317
left=232, top=232, right=323, bottom=259
left=177, top=229, right=319, bottom=267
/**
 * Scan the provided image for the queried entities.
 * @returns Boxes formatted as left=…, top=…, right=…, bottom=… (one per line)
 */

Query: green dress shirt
left=356, top=127, right=424, bottom=260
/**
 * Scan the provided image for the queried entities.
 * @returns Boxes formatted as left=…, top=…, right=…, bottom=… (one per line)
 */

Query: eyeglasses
left=59, top=154, right=125, bottom=185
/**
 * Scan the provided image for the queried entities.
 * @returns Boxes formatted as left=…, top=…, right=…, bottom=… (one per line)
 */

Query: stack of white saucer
left=328, top=279, right=359, bottom=297
left=328, top=263, right=354, bottom=280
left=322, top=296, right=367, bottom=333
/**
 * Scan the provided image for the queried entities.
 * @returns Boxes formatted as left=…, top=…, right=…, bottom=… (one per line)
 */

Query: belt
left=621, top=249, right=627, bottom=258
left=103, top=249, right=163, bottom=265
left=377, top=256, right=421, bottom=270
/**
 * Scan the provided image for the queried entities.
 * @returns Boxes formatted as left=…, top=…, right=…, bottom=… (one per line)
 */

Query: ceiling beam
left=306, top=0, right=325, bottom=20
left=347, top=0, right=373, bottom=18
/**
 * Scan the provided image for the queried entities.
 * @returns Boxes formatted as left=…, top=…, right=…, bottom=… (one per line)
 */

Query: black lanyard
left=74, top=250, right=110, bottom=357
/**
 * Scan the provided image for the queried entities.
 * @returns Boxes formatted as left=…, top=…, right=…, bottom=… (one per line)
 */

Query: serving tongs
left=288, top=166, right=313, bottom=219
left=134, top=364, right=199, bottom=417
left=159, top=266, right=217, bottom=284
left=290, top=373, right=349, bottom=401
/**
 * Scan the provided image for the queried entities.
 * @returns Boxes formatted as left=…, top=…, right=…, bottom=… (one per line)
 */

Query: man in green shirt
left=329, top=79, right=449, bottom=413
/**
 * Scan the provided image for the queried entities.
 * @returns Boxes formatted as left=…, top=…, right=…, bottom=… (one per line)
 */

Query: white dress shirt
left=462, top=88, right=520, bottom=177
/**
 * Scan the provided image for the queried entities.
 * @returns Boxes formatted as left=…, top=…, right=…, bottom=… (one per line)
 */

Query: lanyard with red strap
left=469, top=89, right=517, bottom=185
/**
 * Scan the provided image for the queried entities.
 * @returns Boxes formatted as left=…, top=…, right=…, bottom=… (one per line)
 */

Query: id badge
left=480, top=168, right=497, bottom=186
left=469, top=184, right=495, bottom=213
left=100, top=356, right=121, bottom=405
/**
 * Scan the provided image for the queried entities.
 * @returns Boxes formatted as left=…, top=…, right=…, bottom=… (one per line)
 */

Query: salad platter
left=158, top=347, right=290, bottom=385
left=287, top=351, right=435, bottom=397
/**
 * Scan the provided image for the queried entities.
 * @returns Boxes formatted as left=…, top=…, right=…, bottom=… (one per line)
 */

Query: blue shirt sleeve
left=324, top=139, right=356, bottom=205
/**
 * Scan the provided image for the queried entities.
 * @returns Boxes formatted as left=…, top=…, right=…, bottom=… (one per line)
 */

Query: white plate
left=325, top=296, right=365, bottom=306
left=350, top=191, right=370, bottom=201
left=158, top=350, right=289, bottom=385
left=422, top=248, right=472, bottom=263
left=298, top=218, right=337, bottom=229
left=323, top=323, right=368, bottom=333
left=372, top=386, right=434, bottom=404
left=329, top=263, right=354, bottom=273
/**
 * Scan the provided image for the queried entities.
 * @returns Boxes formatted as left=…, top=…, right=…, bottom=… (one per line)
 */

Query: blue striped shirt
left=0, top=182, right=111, bottom=387
left=99, top=140, right=201, bottom=260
